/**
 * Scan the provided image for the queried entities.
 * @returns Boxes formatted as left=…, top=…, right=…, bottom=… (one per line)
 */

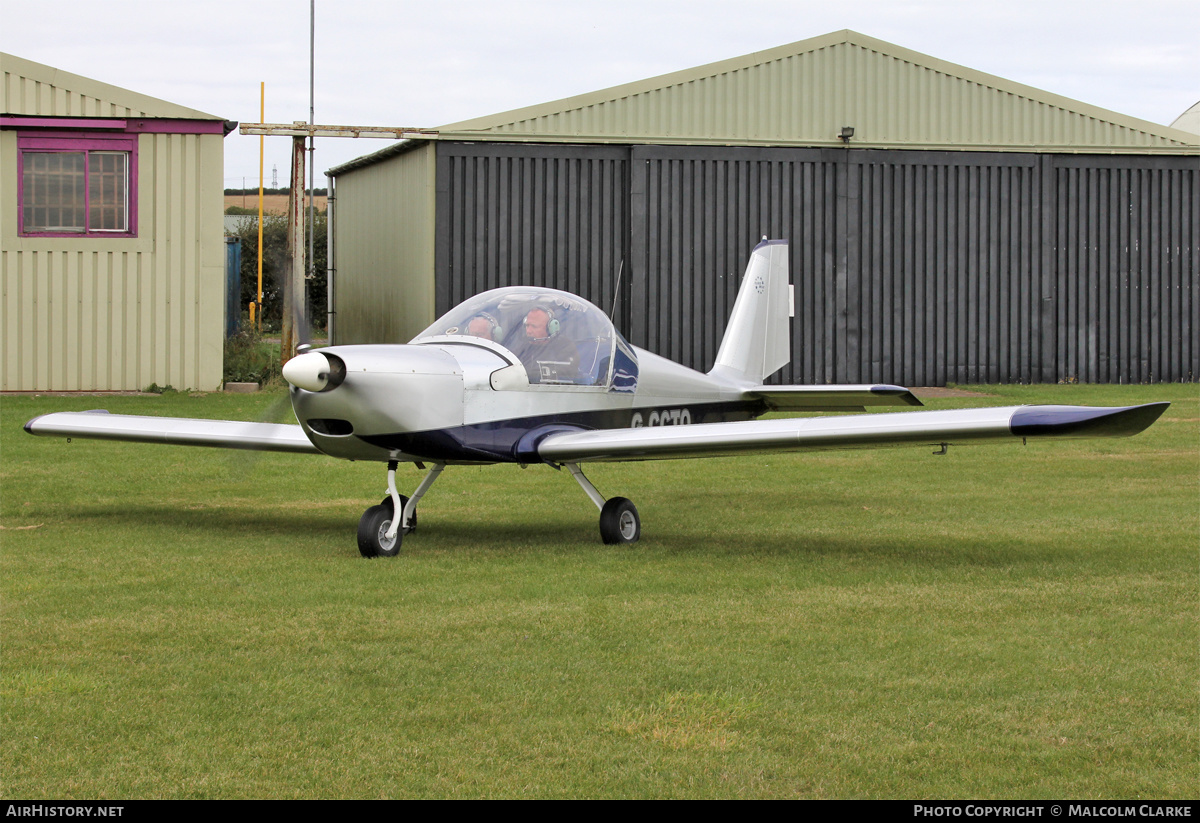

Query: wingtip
left=1010, top=402, right=1170, bottom=438
left=870, top=385, right=924, bottom=407
left=22, top=413, right=57, bottom=434
left=25, top=410, right=111, bottom=436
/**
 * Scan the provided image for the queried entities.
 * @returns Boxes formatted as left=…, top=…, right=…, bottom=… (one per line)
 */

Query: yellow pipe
left=255, top=81, right=265, bottom=329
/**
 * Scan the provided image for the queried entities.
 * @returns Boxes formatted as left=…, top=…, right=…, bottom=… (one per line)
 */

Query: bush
left=223, top=326, right=281, bottom=385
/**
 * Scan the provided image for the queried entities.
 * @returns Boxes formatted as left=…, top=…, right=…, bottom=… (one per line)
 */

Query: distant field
left=225, top=193, right=327, bottom=214
left=2, top=384, right=1196, bottom=798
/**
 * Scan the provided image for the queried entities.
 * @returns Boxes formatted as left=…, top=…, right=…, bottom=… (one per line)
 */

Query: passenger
left=509, top=307, right=579, bottom=383
left=465, top=313, right=500, bottom=340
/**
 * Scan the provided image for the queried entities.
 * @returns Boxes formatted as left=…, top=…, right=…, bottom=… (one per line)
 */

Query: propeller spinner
left=282, top=350, right=345, bottom=392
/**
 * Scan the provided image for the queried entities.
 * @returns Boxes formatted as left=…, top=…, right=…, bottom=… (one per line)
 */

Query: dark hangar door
left=630, top=145, right=839, bottom=384
left=435, top=142, right=633, bottom=334
left=629, top=145, right=1047, bottom=386
left=435, top=143, right=1197, bottom=384
left=1046, top=155, right=1198, bottom=385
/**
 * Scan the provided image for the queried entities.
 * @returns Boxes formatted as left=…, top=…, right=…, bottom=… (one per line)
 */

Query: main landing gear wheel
left=358, top=505, right=401, bottom=558
left=599, top=497, right=641, bottom=545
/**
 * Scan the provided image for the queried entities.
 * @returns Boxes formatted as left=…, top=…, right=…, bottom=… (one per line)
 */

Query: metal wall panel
left=843, top=153, right=1043, bottom=386
left=630, top=146, right=839, bottom=381
left=435, top=142, right=630, bottom=327
left=332, top=142, right=436, bottom=345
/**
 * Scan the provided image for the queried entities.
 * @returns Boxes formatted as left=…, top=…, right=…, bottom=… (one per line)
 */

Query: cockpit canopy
left=411, top=287, right=638, bottom=391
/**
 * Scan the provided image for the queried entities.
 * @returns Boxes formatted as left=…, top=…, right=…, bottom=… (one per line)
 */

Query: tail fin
left=709, top=239, right=791, bottom=384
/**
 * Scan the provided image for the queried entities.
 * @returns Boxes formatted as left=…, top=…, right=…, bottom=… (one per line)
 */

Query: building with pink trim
left=1, top=53, right=234, bottom=391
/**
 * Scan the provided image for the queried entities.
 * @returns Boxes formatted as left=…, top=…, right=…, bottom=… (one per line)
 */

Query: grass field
left=2, top=384, right=1196, bottom=798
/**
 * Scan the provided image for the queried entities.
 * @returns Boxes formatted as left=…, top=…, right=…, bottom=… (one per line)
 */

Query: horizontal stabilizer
left=24, top=411, right=321, bottom=454
left=746, top=384, right=922, bottom=412
left=537, top=403, right=1169, bottom=463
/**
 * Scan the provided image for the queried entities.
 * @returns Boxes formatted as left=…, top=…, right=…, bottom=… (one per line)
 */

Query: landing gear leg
left=357, top=461, right=445, bottom=558
left=566, top=462, right=641, bottom=544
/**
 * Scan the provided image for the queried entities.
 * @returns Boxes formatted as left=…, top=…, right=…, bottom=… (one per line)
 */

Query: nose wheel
left=379, top=494, right=415, bottom=532
left=358, top=461, right=443, bottom=558
left=358, top=504, right=403, bottom=557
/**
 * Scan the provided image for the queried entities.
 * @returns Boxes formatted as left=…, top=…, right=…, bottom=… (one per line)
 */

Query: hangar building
left=1, top=53, right=231, bottom=392
left=327, top=30, right=1199, bottom=385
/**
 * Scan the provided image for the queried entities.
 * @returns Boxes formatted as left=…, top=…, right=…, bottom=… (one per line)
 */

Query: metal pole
left=307, top=0, right=316, bottom=333
left=326, top=172, right=335, bottom=343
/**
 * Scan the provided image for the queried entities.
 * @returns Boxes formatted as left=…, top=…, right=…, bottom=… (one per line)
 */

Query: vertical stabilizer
left=710, top=240, right=791, bottom=384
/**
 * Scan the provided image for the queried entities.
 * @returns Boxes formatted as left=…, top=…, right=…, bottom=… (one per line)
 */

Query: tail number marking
left=631, top=408, right=692, bottom=428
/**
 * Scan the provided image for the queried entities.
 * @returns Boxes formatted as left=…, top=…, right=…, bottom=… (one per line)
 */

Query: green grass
left=2, top=385, right=1196, bottom=798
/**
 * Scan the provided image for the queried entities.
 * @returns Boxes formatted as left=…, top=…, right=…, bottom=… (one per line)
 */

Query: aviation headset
left=454, top=312, right=503, bottom=341
left=476, top=312, right=504, bottom=340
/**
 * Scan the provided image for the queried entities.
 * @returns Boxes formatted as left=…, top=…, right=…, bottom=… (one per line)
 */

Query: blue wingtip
left=1010, top=402, right=1170, bottom=438
left=870, top=384, right=923, bottom=406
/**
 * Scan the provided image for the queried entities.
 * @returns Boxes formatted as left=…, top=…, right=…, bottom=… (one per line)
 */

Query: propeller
left=226, top=272, right=317, bottom=475
left=281, top=264, right=315, bottom=369
left=266, top=267, right=321, bottom=423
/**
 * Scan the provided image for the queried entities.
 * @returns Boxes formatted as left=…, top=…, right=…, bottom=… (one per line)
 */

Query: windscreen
left=412, top=287, right=634, bottom=388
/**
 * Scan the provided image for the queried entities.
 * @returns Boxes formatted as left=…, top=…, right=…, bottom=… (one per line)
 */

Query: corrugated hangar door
left=630, top=145, right=1049, bottom=386
left=1046, top=155, right=1197, bottom=385
left=433, top=142, right=1196, bottom=384
left=435, top=142, right=632, bottom=331
left=630, top=146, right=841, bottom=384
left=629, top=146, right=1197, bottom=385
left=840, top=151, right=1048, bottom=388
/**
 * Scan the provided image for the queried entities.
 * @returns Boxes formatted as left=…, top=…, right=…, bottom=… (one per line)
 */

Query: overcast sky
left=3, top=0, right=1197, bottom=189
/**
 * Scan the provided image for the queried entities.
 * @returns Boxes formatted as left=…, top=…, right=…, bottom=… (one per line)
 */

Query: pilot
left=510, top=307, right=579, bottom=383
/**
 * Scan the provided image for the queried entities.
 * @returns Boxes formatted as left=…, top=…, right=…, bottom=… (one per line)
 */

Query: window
left=19, top=134, right=137, bottom=237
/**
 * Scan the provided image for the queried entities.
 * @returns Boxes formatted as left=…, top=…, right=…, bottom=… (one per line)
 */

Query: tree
left=230, top=212, right=327, bottom=333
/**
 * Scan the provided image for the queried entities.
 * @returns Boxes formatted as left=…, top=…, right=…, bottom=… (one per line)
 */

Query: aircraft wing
left=745, top=384, right=922, bottom=412
left=24, top=411, right=322, bottom=454
left=536, top=403, right=1170, bottom=463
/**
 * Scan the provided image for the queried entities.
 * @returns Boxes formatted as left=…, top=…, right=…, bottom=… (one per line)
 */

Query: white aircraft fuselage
left=290, top=339, right=758, bottom=465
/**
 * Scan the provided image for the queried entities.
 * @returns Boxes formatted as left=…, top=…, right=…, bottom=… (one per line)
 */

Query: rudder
left=709, top=239, right=791, bottom=384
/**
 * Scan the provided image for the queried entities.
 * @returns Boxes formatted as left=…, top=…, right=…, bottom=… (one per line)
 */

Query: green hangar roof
left=1, top=52, right=222, bottom=120
left=428, top=29, right=1199, bottom=154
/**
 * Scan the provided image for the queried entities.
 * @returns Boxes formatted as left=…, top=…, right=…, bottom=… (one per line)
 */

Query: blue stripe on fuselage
left=358, top=401, right=760, bottom=463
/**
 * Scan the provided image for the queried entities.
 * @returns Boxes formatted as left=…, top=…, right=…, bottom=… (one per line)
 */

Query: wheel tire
left=599, top=497, right=641, bottom=545
left=358, top=504, right=402, bottom=558
left=380, top=494, right=416, bottom=533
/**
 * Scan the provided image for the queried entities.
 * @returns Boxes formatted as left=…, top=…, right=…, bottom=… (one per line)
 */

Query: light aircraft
left=25, top=240, right=1169, bottom=556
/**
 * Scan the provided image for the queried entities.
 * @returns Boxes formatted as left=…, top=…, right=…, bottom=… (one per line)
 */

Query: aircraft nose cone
left=282, top=351, right=333, bottom=392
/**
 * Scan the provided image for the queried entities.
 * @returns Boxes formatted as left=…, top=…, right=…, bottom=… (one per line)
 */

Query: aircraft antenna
left=610, top=258, right=624, bottom=322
